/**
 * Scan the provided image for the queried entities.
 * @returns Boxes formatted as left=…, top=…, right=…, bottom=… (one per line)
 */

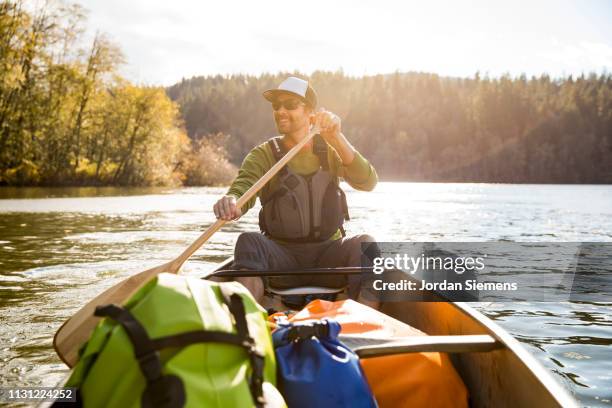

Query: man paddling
left=213, top=76, right=379, bottom=305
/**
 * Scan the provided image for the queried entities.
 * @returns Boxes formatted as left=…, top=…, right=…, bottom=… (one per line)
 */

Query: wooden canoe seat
left=267, top=286, right=346, bottom=296
left=340, top=334, right=504, bottom=357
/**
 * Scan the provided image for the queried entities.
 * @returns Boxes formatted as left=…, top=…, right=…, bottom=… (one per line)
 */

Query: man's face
left=272, top=93, right=311, bottom=135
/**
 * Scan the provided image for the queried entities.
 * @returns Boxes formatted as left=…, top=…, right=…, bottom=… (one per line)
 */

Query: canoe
left=206, top=257, right=577, bottom=408
left=41, top=257, right=577, bottom=408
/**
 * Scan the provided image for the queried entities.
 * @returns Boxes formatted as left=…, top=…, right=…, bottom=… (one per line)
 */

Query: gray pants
left=233, top=232, right=377, bottom=298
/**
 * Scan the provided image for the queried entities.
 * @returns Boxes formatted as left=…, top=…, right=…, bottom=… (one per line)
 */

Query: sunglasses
left=272, top=99, right=304, bottom=111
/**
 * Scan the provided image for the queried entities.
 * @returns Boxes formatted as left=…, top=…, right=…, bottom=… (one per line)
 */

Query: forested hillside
left=168, top=71, right=612, bottom=183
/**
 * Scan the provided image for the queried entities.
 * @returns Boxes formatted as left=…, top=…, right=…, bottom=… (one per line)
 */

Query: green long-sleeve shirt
left=227, top=138, right=378, bottom=215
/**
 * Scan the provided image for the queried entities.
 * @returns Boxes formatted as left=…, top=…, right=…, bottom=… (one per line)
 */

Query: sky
left=73, top=0, right=612, bottom=86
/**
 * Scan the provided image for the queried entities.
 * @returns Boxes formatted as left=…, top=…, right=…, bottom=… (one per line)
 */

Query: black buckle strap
left=94, top=304, right=163, bottom=383
left=240, top=334, right=265, bottom=406
left=152, top=330, right=245, bottom=349
left=94, top=305, right=184, bottom=408
left=249, top=353, right=266, bottom=406
left=219, top=287, right=266, bottom=408
left=286, top=321, right=331, bottom=342
left=141, top=375, right=185, bottom=408
left=313, top=134, right=329, bottom=171
left=138, top=350, right=162, bottom=382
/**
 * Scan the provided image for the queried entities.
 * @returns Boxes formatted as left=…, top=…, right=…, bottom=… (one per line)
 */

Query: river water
left=0, top=183, right=611, bottom=407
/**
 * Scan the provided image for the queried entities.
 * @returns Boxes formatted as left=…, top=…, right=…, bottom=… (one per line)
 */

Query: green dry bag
left=64, top=273, right=284, bottom=408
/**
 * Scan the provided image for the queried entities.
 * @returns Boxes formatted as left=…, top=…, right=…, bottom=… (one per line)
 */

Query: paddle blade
left=53, top=261, right=172, bottom=367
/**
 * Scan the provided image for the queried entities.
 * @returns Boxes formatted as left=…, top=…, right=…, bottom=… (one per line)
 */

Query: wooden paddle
left=54, top=127, right=320, bottom=367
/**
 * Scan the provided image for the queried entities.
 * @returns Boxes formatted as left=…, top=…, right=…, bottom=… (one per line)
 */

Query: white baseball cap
left=263, top=76, right=318, bottom=108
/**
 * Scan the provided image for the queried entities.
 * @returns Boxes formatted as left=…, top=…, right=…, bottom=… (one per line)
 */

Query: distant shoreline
left=1, top=182, right=611, bottom=201
left=2, top=180, right=611, bottom=189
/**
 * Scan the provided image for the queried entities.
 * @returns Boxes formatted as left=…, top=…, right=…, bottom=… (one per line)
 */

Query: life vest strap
left=268, top=135, right=329, bottom=171
left=313, top=134, right=329, bottom=171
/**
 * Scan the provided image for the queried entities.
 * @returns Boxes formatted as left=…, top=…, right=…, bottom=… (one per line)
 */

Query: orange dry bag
left=270, top=300, right=468, bottom=408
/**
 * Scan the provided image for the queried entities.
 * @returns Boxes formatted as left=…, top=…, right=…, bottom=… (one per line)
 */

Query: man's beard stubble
left=275, top=116, right=292, bottom=134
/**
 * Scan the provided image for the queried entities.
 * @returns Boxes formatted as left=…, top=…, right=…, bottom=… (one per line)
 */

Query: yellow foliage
left=1, top=160, right=41, bottom=186
left=182, top=134, right=237, bottom=186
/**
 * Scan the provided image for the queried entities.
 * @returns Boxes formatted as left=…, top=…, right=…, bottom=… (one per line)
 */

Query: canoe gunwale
left=451, top=301, right=577, bottom=407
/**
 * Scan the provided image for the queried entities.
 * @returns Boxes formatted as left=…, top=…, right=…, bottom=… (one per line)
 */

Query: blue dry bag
left=272, top=319, right=377, bottom=408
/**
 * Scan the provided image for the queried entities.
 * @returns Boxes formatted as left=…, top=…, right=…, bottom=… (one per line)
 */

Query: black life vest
left=258, top=135, right=349, bottom=242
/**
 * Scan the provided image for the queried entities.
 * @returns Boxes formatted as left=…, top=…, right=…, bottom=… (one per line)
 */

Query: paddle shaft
left=210, top=266, right=374, bottom=278
left=54, top=127, right=320, bottom=367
